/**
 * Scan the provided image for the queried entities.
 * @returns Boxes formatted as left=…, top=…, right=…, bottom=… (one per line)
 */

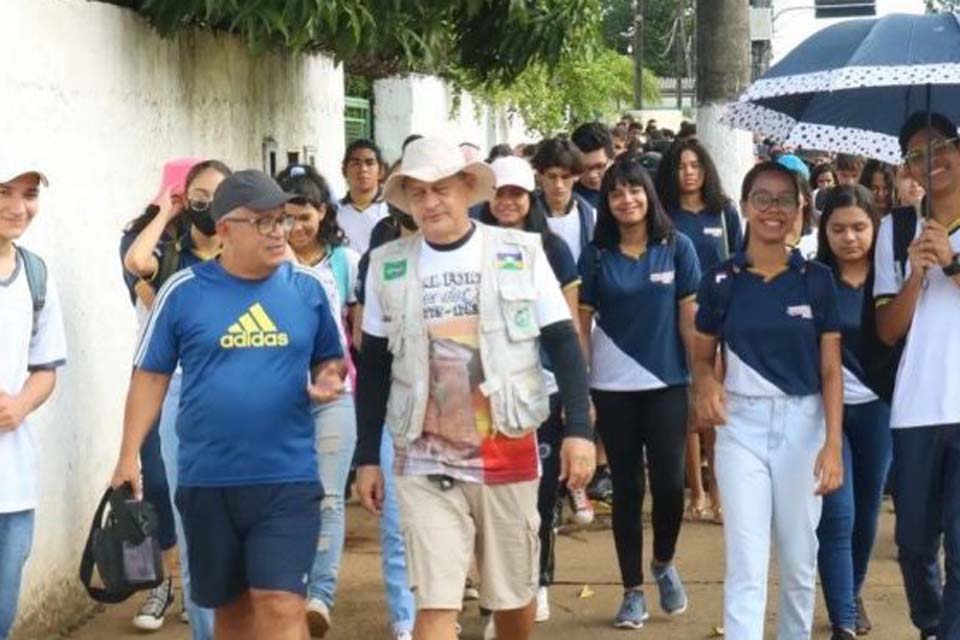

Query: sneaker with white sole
left=614, top=589, right=650, bottom=629
left=394, top=631, right=413, bottom=640
left=535, top=586, right=550, bottom=622
left=306, top=598, right=331, bottom=638
left=132, top=577, right=174, bottom=631
left=651, top=562, right=688, bottom=615
left=483, top=615, right=496, bottom=640
left=569, top=489, right=595, bottom=525
left=463, top=577, right=480, bottom=601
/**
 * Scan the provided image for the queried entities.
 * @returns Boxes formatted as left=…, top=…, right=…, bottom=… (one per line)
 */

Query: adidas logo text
left=220, top=303, right=289, bottom=350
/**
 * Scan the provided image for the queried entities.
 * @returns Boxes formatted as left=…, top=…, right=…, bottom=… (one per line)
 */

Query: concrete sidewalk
left=57, top=500, right=912, bottom=640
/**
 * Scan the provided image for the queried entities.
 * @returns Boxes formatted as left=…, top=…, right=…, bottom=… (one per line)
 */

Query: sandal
left=712, top=506, right=724, bottom=525
left=685, top=500, right=709, bottom=521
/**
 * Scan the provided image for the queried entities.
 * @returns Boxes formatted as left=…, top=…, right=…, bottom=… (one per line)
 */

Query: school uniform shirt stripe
left=589, top=325, right=667, bottom=391
left=133, top=269, right=195, bottom=366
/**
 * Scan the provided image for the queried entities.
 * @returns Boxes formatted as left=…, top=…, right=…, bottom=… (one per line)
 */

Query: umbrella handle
left=925, top=84, right=933, bottom=221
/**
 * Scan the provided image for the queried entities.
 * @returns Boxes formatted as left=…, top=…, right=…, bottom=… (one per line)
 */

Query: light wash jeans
left=308, top=394, right=357, bottom=607
left=160, top=372, right=215, bottom=640
left=0, top=510, right=34, bottom=640
left=379, top=430, right=415, bottom=635
left=715, top=393, right=825, bottom=640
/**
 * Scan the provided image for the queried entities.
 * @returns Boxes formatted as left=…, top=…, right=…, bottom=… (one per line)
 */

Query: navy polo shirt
left=579, top=233, right=700, bottom=391
left=695, top=250, right=840, bottom=397
left=667, top=201, right=743, bottom=274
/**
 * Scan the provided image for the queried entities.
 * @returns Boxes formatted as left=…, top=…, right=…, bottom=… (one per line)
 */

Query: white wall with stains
left=1, top=0, right=344, bottom=636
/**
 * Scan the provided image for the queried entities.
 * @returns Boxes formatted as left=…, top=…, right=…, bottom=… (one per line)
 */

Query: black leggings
left=536, top=395, right=563, bottom=587
left=593, top=386, right=689, bottom=589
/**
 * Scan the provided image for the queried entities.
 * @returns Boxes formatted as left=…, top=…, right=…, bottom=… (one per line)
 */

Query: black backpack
left=859, top=206, right=918, bottom=404
left=79, top=485, right=164, bottom=604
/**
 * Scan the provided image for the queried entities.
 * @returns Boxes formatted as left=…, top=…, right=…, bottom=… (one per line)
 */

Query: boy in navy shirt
left=112, top=170, right=345, bottom=640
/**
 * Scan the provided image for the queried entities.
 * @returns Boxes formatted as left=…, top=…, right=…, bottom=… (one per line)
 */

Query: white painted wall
left=373, top=74, right=534, bottom=163
left=698, top=105, right=757, bottom=207
left=772, top=0, right=926, bottom=63
left=0, top=0, right=344, bottom=636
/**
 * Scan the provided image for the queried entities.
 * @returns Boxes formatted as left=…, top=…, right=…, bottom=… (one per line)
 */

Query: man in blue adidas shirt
left=111, top=170, right=345, bottom=640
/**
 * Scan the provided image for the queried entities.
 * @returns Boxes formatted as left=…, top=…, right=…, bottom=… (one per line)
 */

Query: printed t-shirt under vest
left=0, top=252, right=67, bottom=513
left=579, top=233, right=701, bottom=391
left=695, top=250, right=840, bottom=397
left=873, top=214, right=960, bottom=428
left=135, top=260, right=343, bottom=487
left=362, top=225, right=571, bottom=485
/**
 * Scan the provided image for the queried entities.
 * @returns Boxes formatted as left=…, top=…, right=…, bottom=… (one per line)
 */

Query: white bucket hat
left=491, top=156, right=536, bottom=192
left=0, top=156, right=48, bottom=187
left=384, top=137, right=495, bottom=212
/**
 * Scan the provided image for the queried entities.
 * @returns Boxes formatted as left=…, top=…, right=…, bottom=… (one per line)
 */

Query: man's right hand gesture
left=356, top=465, right=385, bottom=516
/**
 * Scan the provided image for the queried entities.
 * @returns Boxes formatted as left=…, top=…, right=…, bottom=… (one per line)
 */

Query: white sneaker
left=569, top=489, right=595, bottom=525
left=483, top=615, right=496, bottom=640
left=305, top=598, right=331, bottom=638
left=132, top=578, right=174, bottom=631
left=463, top=577, right=480, bottom=601
left=535, top=586, right=550, bottom=622
left=394, top=632, right=413, bottom=640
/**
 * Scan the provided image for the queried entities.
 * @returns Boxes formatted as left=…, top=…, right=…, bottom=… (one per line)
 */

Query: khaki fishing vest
left=367, top=223, right=550, bottom=445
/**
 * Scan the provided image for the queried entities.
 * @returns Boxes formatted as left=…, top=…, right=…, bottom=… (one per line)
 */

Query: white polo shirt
left=873, top=215, right=960, bottom=429
left=0, top=250, right=67, bottom=513
left=338, top=197, right=390, bottom=256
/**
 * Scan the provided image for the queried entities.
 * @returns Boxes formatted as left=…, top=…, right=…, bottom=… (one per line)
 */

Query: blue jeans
left=0, top=510, right=33, bottom=640
left=892, top=423, right=960, bottom=638
left=307, top=394, right=357, bottom=607
left=160, top=373, right=215, bottom=640
left=817, top=400, right=892, bottom=630
left=140, top=418, right=177, bottom=550
left=379, top=430, right=415, bottom=634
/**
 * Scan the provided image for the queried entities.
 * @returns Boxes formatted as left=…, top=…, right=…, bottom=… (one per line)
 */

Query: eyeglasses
left=223, top=214, right=296, bottom=235
left=904, top=137, right=959, bottom=168
left=748, top=191, right=798, bottom=211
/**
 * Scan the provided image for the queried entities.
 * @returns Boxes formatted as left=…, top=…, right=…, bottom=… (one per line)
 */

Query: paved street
left=58, top=499, right=913, bottom=640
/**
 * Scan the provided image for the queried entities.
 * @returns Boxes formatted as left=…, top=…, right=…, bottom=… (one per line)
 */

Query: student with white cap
left=0, top=159, right=67, bottom=640
left=355, top=137, right=595, bottom=640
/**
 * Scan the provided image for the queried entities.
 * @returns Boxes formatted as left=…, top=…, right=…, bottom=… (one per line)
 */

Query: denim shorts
left=175, top=482, right=322, bottom=608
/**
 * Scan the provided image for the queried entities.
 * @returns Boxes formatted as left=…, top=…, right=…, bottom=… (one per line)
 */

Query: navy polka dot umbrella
left=722, top=12, right=960, bottom=165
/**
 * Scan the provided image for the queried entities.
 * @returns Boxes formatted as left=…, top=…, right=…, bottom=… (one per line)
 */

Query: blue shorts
left=175, top=483, right=322, bottom=608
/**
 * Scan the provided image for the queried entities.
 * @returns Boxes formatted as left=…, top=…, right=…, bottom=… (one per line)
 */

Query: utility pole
left=696, top=0, right=753, bottom=201
left=676, top=0, right=684, bottom=111
left=633, top=0, right=645, bottom=110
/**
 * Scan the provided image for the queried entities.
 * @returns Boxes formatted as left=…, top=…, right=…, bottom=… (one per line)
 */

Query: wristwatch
left=944, top=253, right=960, bottom=277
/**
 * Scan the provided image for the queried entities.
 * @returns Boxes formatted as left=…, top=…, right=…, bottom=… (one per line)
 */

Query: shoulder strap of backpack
left=154, top=238, right=182, bottom=292
left=892, top=206, right=918, bottom=277
left=328, top=246, right=350, bottom=307
left=16, top=246, right=47, bottom=337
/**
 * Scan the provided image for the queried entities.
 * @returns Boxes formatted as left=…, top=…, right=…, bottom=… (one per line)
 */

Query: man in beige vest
left=355, top=138, right=595, bottom=640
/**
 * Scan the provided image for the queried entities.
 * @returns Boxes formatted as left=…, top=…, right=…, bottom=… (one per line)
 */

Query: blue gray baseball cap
left=210, top=170, right=294, bottom=221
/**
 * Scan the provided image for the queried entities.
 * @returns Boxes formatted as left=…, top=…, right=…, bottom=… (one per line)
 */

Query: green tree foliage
left=602, top=0, right=694, bottom=79
left=98, top=0, right=601, bottom=82
left=461, top=48, right=660, bottom=135
left=926, top=0, right=959, bottom=10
